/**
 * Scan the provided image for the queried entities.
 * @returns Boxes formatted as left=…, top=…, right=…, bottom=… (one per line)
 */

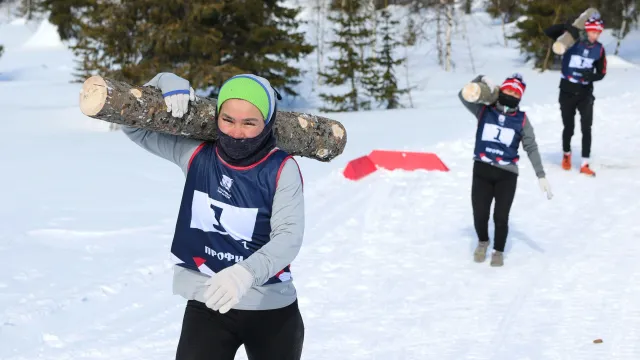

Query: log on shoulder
left=462, top=81, right=498, bottom=105
left=553, top=8, right=599, bottom=55
left=79, top=75, right=347, bottom=162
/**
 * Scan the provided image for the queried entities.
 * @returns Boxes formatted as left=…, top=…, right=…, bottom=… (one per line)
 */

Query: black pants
left=471, top=161, right=518, bottom=252
left=175, top=300, right=304, bottom=360
left=559, top=90, right=594, bottom=158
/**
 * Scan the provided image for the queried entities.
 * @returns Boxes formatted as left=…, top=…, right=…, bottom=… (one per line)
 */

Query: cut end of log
left=80, top=75, right=108, bottom=116
left=552, top=41, right=567, bottom=56
left=331, top=124, right=345, bottom=139
left=462, top=83, right=481, bottom=102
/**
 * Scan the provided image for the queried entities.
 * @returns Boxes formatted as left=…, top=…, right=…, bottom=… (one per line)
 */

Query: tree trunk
left=79, top=76, right=347, bottom=162
left=370, top=0, right=377, bottom=57
left=615, top=13, right=627, bottom=55
left=350, top=68, right=358, bottom=111
left=25, top=0, right=31, bottom=20
left=403, top=45, right=414, bottom=108
left=444, top=1, right=453, bottom=71
left=315, top=0, right=325, bottom=85
left=436, top=4, right=443, bottom=66
left=502, top=12, right=508, bottom=47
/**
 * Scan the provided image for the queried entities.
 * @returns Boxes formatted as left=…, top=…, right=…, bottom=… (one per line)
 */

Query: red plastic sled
left=343, top=150, right=449, bottom=181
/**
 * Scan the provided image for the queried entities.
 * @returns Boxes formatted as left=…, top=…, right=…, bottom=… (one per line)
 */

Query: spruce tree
left=69, top=1, right=230, bottom=89
left=61, top=0, right=312, bottom=96
left=0, top=44, right=4, bottom=59
left=121, top=1, right=228, bottom=90
left=69, top=1, right=149, bottom=83
left=318, top=0, right=374, bottom=112
left=213, top=0, right=314, bottom=96
left=364, top=8, right=409, bottom=109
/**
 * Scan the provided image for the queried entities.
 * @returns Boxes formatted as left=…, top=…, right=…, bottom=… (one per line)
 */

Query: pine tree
left=213, top=0, right=314, bottom=97
left=69, top=1, right=151, bottom=84
left=510, top=0, right=590, bottom=71
left=121, top=1, right=229, bottom=90
left=364, top=7, right=409, bottom=109
left=0, top=44, right=4, bottom=59
left=68, top=1, right=228, bottom=88
left=318, top=0, right=374, bottom=112
left=54, top=0, right=312, bottom=96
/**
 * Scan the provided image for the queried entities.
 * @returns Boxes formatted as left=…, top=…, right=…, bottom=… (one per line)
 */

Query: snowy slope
left=2, top=6, right=640, bottom=360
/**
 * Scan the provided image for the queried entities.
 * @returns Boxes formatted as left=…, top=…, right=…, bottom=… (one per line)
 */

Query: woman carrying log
left=544, top=14, right=607, bottom=177
left=122, top=72, right=305, bottom=359
left=459, top=73, right=553, bottom=267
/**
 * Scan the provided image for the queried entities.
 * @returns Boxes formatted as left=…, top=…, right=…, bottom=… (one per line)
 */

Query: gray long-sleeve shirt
left=121, top=126, right=304, bottom=310
left=458, top=77, right=546, bottom=178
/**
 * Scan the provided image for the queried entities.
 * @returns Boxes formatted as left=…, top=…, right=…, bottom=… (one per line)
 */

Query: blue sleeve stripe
left=163, top=89, right=190, bottom=97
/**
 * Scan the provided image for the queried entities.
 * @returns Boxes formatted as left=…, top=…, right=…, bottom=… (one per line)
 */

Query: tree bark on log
left=79, top=75, right=348, bottom=162
left=553, top=8, right=599, bottom=56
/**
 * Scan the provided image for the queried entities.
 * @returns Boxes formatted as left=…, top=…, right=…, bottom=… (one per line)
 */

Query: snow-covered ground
left=2, top=4, right=640, bottom=359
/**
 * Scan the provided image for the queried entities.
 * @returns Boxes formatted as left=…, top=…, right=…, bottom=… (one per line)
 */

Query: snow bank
left=22, top=18, right=63, bottom=49
left=605, top=54, right=638, bottom=68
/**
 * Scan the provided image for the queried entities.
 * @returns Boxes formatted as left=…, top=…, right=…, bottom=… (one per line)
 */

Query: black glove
left=563, top=22, right=580, bottom=39
left=577, top=68, right=595, bottom=81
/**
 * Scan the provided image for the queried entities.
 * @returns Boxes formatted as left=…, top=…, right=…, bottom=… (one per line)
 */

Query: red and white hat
left=585, top=17, right=604, bottom=33
left=500, top=73, right=526, bottom=98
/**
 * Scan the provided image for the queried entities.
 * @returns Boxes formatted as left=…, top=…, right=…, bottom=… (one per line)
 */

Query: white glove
left=538, top=177, right=553, bottom=200
left=163, top=87, right=195, bottom=118
left=143, top=72, right=196, bottom=118
left=203, top=264, right=254, bottom=314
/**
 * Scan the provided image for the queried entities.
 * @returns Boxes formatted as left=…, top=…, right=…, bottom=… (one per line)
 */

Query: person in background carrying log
left=459, top=74, right=552, bottom=267
left=122, top=72, right=305, bottom=360
left=544, top=14, right=607, bottom=177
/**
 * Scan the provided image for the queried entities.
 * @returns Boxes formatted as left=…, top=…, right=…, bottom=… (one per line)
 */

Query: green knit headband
left=216, top=74, right=275, bottom=123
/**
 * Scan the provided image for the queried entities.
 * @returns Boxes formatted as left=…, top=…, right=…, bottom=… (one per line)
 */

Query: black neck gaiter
left=497, top=92, right=520, bottom=112
left=216, top=119, right=277, bottom=167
